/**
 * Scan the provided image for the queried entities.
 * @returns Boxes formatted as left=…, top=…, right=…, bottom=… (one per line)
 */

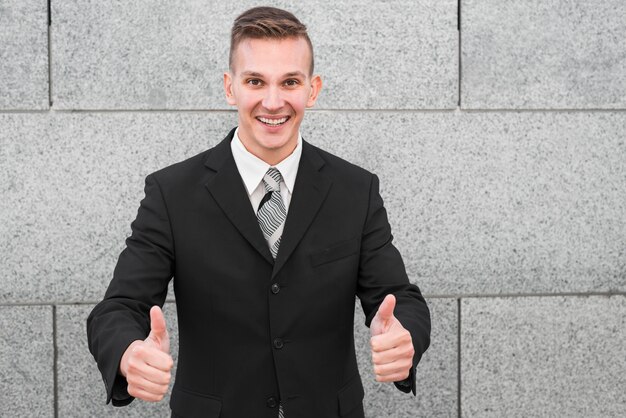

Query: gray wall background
left=1, top=1, right=624, bottom=417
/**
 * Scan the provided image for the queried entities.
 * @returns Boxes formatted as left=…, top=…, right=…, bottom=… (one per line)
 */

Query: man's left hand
left=370, top=294, right=415, bottom=382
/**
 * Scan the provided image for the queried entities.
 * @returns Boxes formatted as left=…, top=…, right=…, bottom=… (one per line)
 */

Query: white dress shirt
left=230, top=127, right=302, bottom=214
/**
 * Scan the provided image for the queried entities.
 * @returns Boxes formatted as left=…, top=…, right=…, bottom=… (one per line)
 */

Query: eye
left=246, top=79, right=262, bottom=86
left=284, top=79, right=300, bottom=87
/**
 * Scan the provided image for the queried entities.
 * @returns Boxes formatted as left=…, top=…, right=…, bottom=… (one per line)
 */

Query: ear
left=306, top=75, right=323, bottom=108
left=223, top=71, right=237, bottom=106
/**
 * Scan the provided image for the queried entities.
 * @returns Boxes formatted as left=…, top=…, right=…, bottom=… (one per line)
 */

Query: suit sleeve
left=86, top=174, right=174, bottom=405
left=356, top=174, right=431, bottom=396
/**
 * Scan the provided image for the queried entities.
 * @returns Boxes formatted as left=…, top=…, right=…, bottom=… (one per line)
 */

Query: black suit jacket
left=87, top=128, right=430, bottom=418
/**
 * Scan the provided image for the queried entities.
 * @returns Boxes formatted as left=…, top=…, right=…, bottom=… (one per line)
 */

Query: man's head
left=229, top=6, right=314, bottom=75
left=224, top=7, right=322, bottom=165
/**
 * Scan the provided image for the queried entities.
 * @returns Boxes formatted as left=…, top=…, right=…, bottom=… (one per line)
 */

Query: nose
left=262, top=85, right=284, bottom=111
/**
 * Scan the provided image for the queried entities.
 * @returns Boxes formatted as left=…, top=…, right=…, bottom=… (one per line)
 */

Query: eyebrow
left=284, top=71, right=306, bottom=78
left=240, top=71, right=307, bottom=78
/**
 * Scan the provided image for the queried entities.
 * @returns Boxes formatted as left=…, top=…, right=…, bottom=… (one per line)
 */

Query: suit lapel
left=204, top=130, right=274, bottom=265
left=272, top=141, right=332, bottom=278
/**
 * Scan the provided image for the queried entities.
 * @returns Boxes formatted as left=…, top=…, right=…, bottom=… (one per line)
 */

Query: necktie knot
left=263, top=168, right=282, bottom=193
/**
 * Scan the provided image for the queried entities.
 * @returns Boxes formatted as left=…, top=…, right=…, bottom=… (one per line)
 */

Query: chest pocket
left=310, top=238, right=359, bottom=267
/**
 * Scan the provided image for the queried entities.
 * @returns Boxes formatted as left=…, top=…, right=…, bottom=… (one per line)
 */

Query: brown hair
left=229, top=6, right=314, bottom=74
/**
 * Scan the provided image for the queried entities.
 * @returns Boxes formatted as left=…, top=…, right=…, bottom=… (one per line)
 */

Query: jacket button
left=273, top=338, right=284, bottom=349
left=266, top=396, right=278, bottom=408
left=271, top=283, right=280, bottom=294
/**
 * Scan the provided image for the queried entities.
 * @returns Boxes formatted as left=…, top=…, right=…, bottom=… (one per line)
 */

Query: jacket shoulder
left=149, top=128, right=235, bottom=186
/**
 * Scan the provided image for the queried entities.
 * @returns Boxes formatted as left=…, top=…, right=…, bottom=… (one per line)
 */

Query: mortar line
left=457, top=298, right=462, bottom=418
left=308, top=108, right=460, bottom=113
left=457, top=0, right=462, bottom=108
left=0, top=292, right=624, bottom=307
left=47, top=0, right=52, bottom=108
left=2, top=108, right=625, bottom=115
left=0, top=109, right=51, bottom=114
left=424, top=291, right=625, bottom=299
left=0, top=299, right=178, bottom=307
left=52, top=305, right=59, bottom=418
left=36, top=108, right=458, bottom=113
left=45, top=108, right=238, bottom=114
left=456, top=108, right=626, bottom=113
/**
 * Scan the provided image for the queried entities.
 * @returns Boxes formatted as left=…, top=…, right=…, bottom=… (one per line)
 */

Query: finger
left=375, top=370, right=411, bottom=383
left=370, top=327, right=412, bottom=352
left=126, top=361, right=172, bottom=385
left=127, top=385, right=167, bottom=402
left=371, top=344, right=414, bottom=365
left=373, top=357, right=413, bottom=378
left=149, top=306, right=168, bottom=341
left=127, top=374, right=170, bottom=395
left=376, top=294, right=396, bottom=323
left=132, top=344, right=174, bottom=372
left=370, top=295, right=397, bottom=337
left=147, top=306, right=170, bottom=353
left=144, top=351, right=174, bottom=372
left=378, top=295, right=396, bottom=321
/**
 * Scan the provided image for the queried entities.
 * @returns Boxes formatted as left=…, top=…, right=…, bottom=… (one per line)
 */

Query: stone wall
left=1, top=1, right=624, bottom=416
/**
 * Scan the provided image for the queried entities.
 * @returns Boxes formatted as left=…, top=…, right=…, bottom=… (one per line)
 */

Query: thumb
left=370, top=294, right=397, bottom=336
left=147, top=306, right=169, bottom=352
left=376, top=294, right=396, bottom=323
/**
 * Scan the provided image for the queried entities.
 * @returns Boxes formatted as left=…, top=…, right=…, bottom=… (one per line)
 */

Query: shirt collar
left=231, top=127, right=302, bottom=196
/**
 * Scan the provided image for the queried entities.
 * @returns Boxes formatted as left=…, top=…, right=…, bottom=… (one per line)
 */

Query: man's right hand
left=119, top=306, right=173, bottom=402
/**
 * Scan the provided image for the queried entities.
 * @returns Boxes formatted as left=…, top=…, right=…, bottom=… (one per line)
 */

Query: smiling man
left=87, top=7, right=430, bottom=418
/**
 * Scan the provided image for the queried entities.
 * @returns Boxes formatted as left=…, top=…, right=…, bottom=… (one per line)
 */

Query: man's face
left=224, top=37, right=322, bottom=165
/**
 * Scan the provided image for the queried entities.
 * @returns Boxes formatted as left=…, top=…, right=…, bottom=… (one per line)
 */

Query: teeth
left=258, top=116, right=288, bottom=126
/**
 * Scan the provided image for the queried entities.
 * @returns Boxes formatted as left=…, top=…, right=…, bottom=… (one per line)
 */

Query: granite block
left=51, top=0, right=457, bottom=110
left=301, top=0, right=458, bottom=109
left=355, top=298, right=457, bottom=417
left=57, top=303, right=179, bottom=417
left=461, top=0, right=626, bottom=109
left=303, top=111, right=626, bottom=295
left=0, top=112, right=236, bottom=303
left=0, top=0, right=49, bottom=109
left=52, top=0, right=231, bottom=109
left=1, top=111, right=624, bottom=303
left=0, top=306, right=53, bottom=417
left=461, top=296, right=626, bottom=417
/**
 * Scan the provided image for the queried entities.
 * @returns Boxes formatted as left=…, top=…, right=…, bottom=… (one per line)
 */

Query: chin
left=256, top=131, right=292, bottom=146
left=262, top=139, right=291, bottom=150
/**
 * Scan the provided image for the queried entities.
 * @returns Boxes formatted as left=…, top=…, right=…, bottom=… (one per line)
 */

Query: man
left=87, top=6, right=430, bottom=418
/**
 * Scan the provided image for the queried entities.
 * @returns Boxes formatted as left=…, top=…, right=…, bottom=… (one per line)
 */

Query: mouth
left=256, top=116, right=290, bottom=127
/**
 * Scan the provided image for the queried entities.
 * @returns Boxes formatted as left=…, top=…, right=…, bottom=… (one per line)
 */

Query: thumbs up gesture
left=370, top=294, right=415, bottom=383
left=119, top=306, right=173, bottom=402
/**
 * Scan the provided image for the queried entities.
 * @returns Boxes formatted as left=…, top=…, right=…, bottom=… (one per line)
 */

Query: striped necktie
left=257, top=168, right=287, bottom=417
left=257, top=168, right=287, bottom=259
